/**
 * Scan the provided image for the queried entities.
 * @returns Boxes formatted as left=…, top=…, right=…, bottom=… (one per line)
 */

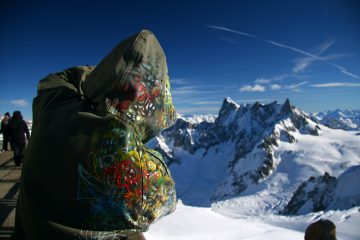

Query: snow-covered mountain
left=311, top=109, right=360, bottom=130
left=282, top=165, right=360, bottom=215
left=148, top=97, right=360, bottom=215
left=145, top=98, right=360, bottom=239
left=179, top=114, right=217, bottom=124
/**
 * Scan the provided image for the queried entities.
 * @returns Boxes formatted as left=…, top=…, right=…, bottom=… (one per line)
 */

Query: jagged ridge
left=153, top=97, right=322, bottom=204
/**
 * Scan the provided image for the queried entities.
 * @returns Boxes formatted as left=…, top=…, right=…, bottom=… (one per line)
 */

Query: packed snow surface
left=144, top=202, right=360, bottom=240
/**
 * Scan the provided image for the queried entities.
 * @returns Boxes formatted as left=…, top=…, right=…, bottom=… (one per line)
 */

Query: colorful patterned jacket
left=14, top=30, right=176, bottom=240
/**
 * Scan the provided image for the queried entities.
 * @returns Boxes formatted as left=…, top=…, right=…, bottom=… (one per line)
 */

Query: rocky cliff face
left=280, top=172, right=337, bottom=215
left=281, top=165, right=360, bottom=215
left=212, top=98, right=321, bottom=200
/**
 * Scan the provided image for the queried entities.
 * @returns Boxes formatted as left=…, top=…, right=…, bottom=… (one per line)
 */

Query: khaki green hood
left=82, top=30, right=175, bottom=142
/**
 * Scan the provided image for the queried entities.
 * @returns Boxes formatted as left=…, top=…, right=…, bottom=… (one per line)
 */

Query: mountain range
left=147, top=97, right=360, bottom=216
left=311, top=109, right=360, bottom=130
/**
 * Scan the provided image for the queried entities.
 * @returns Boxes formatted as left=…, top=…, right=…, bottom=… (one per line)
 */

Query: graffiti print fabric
left=78, top=122, right=175, bottom=231
left=77, top=30, right=176, bottom=231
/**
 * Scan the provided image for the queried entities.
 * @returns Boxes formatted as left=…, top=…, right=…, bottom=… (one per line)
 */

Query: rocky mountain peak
left=224, top=96, right=239, bottom=106
left=215, top=97, right=240, bottom=125
left=160, top=97, right=320, bottom=159
left=281, top=98, right=293, bottom=114
left=215, top=98, right=316, bottom=135
left=153, top=97, right=327, bottom=205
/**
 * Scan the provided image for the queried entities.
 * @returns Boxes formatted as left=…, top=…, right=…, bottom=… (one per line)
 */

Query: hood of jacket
left=82, top=30, right=175, bottom=142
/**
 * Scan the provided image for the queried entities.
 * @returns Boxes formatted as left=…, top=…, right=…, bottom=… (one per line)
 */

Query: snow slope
left=328, top=165, right=360, bottom=211
left=144, top=202, right=360, bottom=240
left=212, top=125, right=360, bottom=216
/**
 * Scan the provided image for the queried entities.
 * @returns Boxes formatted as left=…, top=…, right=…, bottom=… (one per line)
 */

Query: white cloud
left=207, top=25, right=360, bottom=79
left=240, top=84, right=266, bottom=92
left=219, top=36, right=239, bottom=45
left=10, top=99, right=29, bottom=107
left=292, top=40, right=334, bottom=73
left=293, top=57, right=315, bottom=73
left=11, top=99, right=29, bottom=107
left=255, top=74, right=291, bottom=85
left=284, top=81, right=309, bottom=92
left=322, top=53, right=353, bottom=61
left=317, top=40, right=335, bottom=54
left=172, top=86, right=199, bottom=95
left=270, top=84, right=282, bottom=90
left=332, top=64, right=360, bottom=79
left=292, top=41, right=353, bottom=74
left=310, top=82, right=360, bottom=88
left=271, top=74, right=290, bottom=81
left=171, top=78, right=187, bottom=85
left=206, top=25, right=256, bottom=38
left=255, top=78, right=271, bottom=84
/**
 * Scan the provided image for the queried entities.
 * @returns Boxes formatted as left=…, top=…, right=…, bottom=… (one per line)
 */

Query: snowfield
left=145, top=202, right=360, bottom=240
left=212, top=126, right=360, bottom=216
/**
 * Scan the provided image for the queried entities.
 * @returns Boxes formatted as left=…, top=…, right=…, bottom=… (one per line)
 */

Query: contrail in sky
left=206, top=25, right=360, bottom=80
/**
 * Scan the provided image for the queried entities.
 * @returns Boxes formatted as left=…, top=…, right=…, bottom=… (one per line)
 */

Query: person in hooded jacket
left=1, top=112, right=11, bottom=151
left=12, top=30, right=176, bottom=240
left=8, top=111, right=30, bottom=166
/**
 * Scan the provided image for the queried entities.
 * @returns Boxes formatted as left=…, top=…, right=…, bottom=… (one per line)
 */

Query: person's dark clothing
left=8, top=113, right=30, bottom=166
left=1, top=116, right=11, bottom=151
left=12, top=30, right=176, bottom=240
left=305, top=219, right=337, bottom=240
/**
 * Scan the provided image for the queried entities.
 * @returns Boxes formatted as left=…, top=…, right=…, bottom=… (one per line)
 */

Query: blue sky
left=1, top=0, right=359, bottom=120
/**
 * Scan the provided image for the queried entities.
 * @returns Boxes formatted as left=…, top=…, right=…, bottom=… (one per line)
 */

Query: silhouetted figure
left=305, top=219, right=337, bottom=240
left=1, top=112, right=11, bottom=151
left=8, top=111, right=30, bottom=166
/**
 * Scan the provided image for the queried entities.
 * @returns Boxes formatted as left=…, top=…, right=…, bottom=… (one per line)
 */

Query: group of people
left=0, top=111, right=30, bottom=166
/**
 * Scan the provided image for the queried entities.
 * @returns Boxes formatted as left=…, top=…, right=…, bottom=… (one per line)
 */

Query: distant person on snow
left=305, top=219, right=337, bottom=240
left=12, top=30, right=176, bottom=240
left=8, top=111, right=30, bottom=166
left=1, top=112, right=11, bottom=152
